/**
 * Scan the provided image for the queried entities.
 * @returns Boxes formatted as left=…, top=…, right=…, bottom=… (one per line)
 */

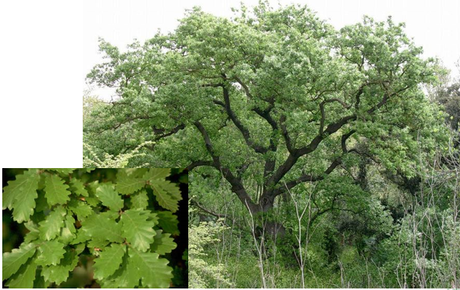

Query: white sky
left=0, top=0, right=459, bottom=168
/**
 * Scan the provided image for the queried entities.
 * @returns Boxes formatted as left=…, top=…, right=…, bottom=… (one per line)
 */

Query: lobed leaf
left=116, top=169, right=146, bottom=195
left=59, top=214, right=77, bottom=244
left=2, top=243, right=36, bottom=281
left=3, top=170, right=30, bottom=210
left=41, top=250, right=79, bottom=285
left=3, top=169, right=41, bottom=223
left=96, top=183, right=124, bottom=211
left=143, top=168, right=171, bottom=181
left=36, top=240, right=66, bottom=266
left=38, top=206, right=66, bottom=241
left=101, top=249, right=140, bottom=288
left=68, top=199, right=93, bottom=221
left=157, top=211, right=180, bottom=235
left=129, top=248, right=173, bottom=288
left=150, top=180, right=182, bottom=212
left=82, top=212, right=124, bottom=244
left=130, top=190, right=149, bottom=209
left=70, top=177, right=89, bottom=197
left=5, top=259, right=37, bottom=288
left=44, top=174, right=71, bottom=206
left=93, top=243, right=126, bottom=280
left=151, top=230, right=177, bottom=255
left=23, top=221, right=40, bottom=243
left=120, top=209, right=156, bottom=252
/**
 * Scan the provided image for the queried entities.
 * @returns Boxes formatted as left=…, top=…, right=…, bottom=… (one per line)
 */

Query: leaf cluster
left=2, top=168, right=183, bottom=288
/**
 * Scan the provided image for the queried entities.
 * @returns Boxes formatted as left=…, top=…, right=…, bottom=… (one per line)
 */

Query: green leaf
left=120, top=209, right=156, bottom=252
left=150, top=180, right=182, bottom=212
left=70, top=177, right=89, bottom=197
left=74, top=243, right=87, bottom=255
left=131, top=190, right=149, bottom=209
left=157, top=211, right=180, bottom=235
left=44, top=174, right=71, bottom=206
left=143, top=168, right=171, bottom=181
left=129, top=248, right=173, bottom=288
left=2, top=243, right=36, bottom=281
left=60, top=214, right=77, bottom=243
left=36, top=240, right=66, bottom=266
left=96, top=183, right=124, bottom=211
left=13, top=175, right=40, bottom=223
left=38, top=206, right=66, bottom=241
left=2, top=169, right=30, bottom=210
left=70, top=229, right=90, bottom=245
left=23, top=221, right=40, bottom=243
left=3, top=169, right=41, bottom=223
left=68, top=199, right=93, bottom=221
left=5, top=259, right=37, bottom=288
left=93, top=243, right=126, bottom=280
left=82, top=212, right=123, bottom=243
left=116, top=170, right=146, bottom=195
left=41, top=249, right=79, bottom=285
left=101, top=249, right=140, bottom=288
left=152, top=230, right=177, bottom=255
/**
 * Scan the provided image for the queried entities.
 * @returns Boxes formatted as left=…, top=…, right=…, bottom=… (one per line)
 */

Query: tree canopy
left=85, top=2, right=446, bottom=218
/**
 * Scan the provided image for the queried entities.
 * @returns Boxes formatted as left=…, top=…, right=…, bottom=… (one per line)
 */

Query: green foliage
left=2, top=168, right=184, bottom=288
left=83, top=141, right=155, bottom=168
left=189, top=218, right=232, bottom=288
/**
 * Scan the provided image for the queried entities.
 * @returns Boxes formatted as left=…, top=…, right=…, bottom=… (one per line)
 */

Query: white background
left=1, top=0, right=459, bottom=169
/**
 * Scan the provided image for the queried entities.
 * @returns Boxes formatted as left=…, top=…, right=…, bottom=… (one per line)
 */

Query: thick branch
left=366, top=93, right=389, bottom=114
left=186, top=160, right=214, bottom=171
left=341, top=130, right=356, bottom=153
left=212, top=99, right=225, bottom=107
left=252, top=106, right=278, bottom=132
left=266, top=114, right=357, bottom=188
left=221, top=84, right=269, bottom=154
left=319, top=98, right=351, bottom=135
left=266, top=88, right=389, bottom=189
left=270, top=157, right=342, bottom=197
left=111, top=115, right=153, bottom=130
left=153, top=123, right=186, bottom=139
left=193, top=121, right=258, bottom=212
left=279, top=114, right=295, bottom=153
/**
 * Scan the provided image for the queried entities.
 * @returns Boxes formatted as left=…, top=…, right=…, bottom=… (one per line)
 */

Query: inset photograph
left=2, top=168, right=187, bottom=288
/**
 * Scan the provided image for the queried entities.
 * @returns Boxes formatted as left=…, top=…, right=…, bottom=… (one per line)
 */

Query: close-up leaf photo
left=2, top=168, right=188, bottom=288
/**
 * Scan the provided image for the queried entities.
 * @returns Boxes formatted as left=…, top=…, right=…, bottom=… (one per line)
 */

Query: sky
left=0, top=0, right=459, bottom=168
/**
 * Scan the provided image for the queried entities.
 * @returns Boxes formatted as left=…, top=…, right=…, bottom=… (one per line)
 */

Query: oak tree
left=85, top=3, right=446, bottom=234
